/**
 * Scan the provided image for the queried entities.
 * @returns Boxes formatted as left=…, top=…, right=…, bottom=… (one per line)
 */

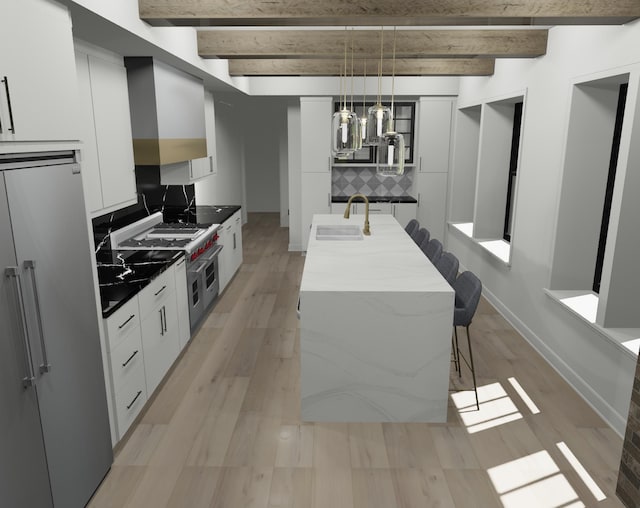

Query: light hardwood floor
left=89, top=213, right=625, bottom=508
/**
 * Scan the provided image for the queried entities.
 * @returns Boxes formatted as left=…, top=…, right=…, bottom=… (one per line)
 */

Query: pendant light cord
left=362, top=59, right=366, bottom=111
left=391, top=26, right=397, bottom=129
left=343, top=27, right=348, bottom=111
left=377, top=26, right=383, bottom=105
left=350, top=28, right=355, bottom=112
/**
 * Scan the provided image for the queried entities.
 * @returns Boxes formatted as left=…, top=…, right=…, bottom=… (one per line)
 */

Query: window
left=592, top=84, right=627, bottom=294
left=503, top=102, right=523, bottom=242
left=333, top=101, right=415, bottom=164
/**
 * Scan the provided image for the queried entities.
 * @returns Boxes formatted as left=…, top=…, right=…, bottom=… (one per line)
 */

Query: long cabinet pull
left=2, top=76, right=15, bottom=133
left=122, top=350, right=139, bottom=368
left=176, top=257, right=185, bottom=267
left=5, top=267, right=35, bottom=388
left=126, top=390, right=143, bottom=410
left=159, top=308, right=164, bottom=336
left=154, top=285, right=166, bottom=296
left=118, top=314, right=136, bottom=329
left=162, top=306, right=167, bottom=333
left=24, top=261, right=50, bottom=373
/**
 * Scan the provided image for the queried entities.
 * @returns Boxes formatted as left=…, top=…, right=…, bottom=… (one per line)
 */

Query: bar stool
left=413, top=228, right=429, bottom=246
left=405, top=219, right=419, bottom=238
left=435, top=252, right=459, bottom=287
left=452, top=271, right=483, bottom=410
left=424, top=238, right=443, bottom=264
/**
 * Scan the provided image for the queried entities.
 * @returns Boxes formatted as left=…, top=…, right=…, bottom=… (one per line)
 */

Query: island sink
left=316, top=225, right=363, bottom=241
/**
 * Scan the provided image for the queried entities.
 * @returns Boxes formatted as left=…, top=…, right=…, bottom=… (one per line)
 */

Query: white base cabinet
left=331, top=202, right=417, bottom=229
left=416, top=173, right=448, bottom=242
left=218, top=209, right=243, bottom=294
left=102, top=257, right=187, bottom=442
left=174, top=257, right=190, bottom=350
left=103, top=297, right=147, bottom=442
left=0, top=0, right=79, bottom=145
left=392, top=203, right=418, bottom=229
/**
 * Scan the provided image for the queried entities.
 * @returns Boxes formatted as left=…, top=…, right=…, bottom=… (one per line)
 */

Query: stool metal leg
left=465, top=325, right=479, bottom=410
left=451, top=332, right=460, bottom=375
left=453, top=327, right=462, bottom=377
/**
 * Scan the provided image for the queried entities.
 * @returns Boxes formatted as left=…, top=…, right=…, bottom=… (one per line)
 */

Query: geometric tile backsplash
left=332, top=166, right=414, bottom=197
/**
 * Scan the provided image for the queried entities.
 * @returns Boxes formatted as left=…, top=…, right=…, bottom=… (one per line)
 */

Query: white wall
left=287, top=104, right=302, bottom=251
left=195, top=93, right=246, bottom=219
left=448, top=20, right=640, bottom=436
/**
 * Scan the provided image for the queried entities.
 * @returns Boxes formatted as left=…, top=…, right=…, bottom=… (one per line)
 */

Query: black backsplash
left=92, top=165, right=195, bottom=253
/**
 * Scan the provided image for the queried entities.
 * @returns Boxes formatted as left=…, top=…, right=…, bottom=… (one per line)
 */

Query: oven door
left=201, top=245, right=223, bottom=310
left=187, top=259, right=206, bottom=330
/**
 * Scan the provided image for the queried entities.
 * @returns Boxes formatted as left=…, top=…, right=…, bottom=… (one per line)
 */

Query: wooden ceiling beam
left=198, top=29, right=548, bottom=59
left=140, top=0, right=640, bottom=26
left=228, top=58, right=495, bottom=76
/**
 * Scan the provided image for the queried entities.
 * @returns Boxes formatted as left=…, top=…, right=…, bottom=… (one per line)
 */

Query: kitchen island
left=300, top=214, right=454, bottom=422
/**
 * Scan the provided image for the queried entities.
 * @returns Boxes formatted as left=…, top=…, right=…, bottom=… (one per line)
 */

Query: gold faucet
left=343, top=193, right=371, bottom=236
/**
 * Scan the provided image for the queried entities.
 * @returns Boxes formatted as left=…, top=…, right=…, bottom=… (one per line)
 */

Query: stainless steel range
left=111, top=212, right=222, bottom=330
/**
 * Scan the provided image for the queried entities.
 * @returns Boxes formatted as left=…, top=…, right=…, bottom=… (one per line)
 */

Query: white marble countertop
left=301, top=214, right=453, bottom=294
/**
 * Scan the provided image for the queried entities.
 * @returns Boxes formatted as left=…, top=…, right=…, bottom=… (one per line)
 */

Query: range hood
left=125, top=57, right=206, bottom=165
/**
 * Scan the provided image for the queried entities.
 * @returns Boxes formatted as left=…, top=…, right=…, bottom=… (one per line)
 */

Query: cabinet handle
left=209, top=156, right=214, bottom=173
left=162, top=306, right=167, bottom=333
left=24, top=261, right=51, bottom=373
left=5, top=267, right=35, bottom=388
left=159, top=308, right=164, bottom=335
left=417, top=193, right=421, bottom=206
left=118, top=314, right=136, bottom=329
left=189, top=161, right=193, bottom=179
left=154, top=285, right=167, bottom=296
left=2, top=76, right=16, bottom=134
left=122, top=350, right=139, bottom=368
left=233, top=232, right=236, bottom=250
left=327, top=193, right=331, bottom=207
left=126, top=390, right=143, bottom=410
left=419, top=156, right=422, bottom=171
left=176, top=257, right=185, bottom=267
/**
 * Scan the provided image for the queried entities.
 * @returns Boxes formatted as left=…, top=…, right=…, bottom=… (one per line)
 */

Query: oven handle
left=189, top=261, right=207, bottom=275
left=203, top=244, right=223, bottom=261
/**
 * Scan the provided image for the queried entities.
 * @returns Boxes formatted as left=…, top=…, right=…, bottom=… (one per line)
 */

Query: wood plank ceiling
left=138, top=0, right=640, bottom=76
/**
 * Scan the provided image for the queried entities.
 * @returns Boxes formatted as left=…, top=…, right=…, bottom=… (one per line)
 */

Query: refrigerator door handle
left=5, top=267, right=36, bottom=388
left=24, top=260, right=51, bottom=373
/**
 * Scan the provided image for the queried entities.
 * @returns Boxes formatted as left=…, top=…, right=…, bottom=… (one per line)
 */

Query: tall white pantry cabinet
left=300, top=97, right=332, bottom=249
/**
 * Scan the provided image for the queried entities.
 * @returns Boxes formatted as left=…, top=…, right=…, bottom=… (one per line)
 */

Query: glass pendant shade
left=332, top=109, right=359, bottom=156
left=377, top=131, right=405, bottom=176
left=365, top=104, right=392, bottom=145
left=358, top=116, right=368, bottom=148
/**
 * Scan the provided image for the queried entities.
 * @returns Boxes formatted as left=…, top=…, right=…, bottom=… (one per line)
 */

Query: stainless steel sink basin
left=316, top=225, right=363, bottom=240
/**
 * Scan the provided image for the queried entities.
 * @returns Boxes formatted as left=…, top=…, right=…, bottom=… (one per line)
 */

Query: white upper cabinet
left=75, top=45, right=137, bottom=216
left=0, top=0, right=79, bottom=144
left=416, top=98, right=454, bottom=173
left=301, top=97, right=332, bottom=172
left=205, top=90, right=218, bottom=172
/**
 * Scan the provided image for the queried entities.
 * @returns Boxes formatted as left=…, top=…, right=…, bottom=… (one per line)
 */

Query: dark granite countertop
left=97, top=250, right=184, bottom=319
left=331, top=195, right=418, bottom=204
left=162, top=205, right=241, bottom=226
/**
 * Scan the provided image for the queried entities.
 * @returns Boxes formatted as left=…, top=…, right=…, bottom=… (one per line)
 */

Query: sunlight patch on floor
left=488, top=450, right=583, bottom=508
left=508, top=377, right=540, bottom=415
left=556, top=441, right=606, bottom=502
left=451, top=382, right=522, bottom=433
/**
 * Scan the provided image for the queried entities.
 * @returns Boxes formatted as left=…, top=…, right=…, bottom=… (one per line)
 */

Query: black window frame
left=333, top=101, right=415, bottom=164
left=503, top=101, right=524, bottom=242
left=592, top=83, right=628, bottom=294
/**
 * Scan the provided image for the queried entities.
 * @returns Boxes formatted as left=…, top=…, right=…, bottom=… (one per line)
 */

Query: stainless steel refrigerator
left=0, top=151, right=112, bottom=507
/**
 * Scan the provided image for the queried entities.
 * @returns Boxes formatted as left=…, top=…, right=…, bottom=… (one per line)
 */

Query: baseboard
left=480, top=284, right=627, bottom=437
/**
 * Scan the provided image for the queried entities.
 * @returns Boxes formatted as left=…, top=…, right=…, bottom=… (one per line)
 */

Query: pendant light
left=377, top=26, right=405, bottom=176
left=365, top=27, right=392, bottom=146
left=332, top=28, right=358, bottom=157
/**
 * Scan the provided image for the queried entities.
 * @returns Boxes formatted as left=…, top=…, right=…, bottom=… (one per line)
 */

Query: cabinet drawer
left=104, top=297, right=140, bottom=351
left=109, top=329, right=145, bottom=395
left=138, top=268, right=175, bottom=319
left=114, top=366, right=147, bottom=439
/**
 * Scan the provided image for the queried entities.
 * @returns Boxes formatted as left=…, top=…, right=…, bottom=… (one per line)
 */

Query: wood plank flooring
left=89, top=213, right=624, bottom=508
